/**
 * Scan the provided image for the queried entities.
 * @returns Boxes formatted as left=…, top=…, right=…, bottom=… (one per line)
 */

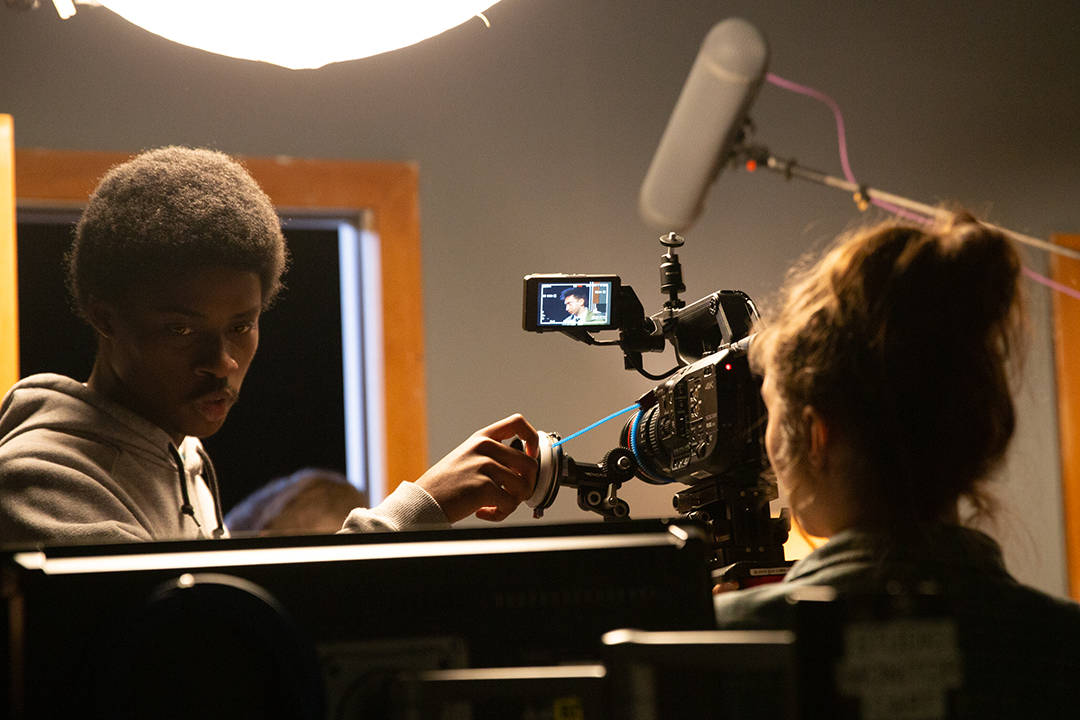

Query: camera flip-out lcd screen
left=523, top=274, right=620, bottom=332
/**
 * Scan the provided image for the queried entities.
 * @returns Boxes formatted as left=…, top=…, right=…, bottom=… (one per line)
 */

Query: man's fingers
left=477, top=414, right=539, bottom=455
left=475, top=505, right=510, bottom=523
left=469, top=479, right=520, bottom=521
left=419, top=415, right=541, bottom=524
left=483, top=439, right=537, bottom=481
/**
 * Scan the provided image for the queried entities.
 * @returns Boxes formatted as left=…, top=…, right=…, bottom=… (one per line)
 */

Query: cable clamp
left=854, top=184, right=871, bottom=211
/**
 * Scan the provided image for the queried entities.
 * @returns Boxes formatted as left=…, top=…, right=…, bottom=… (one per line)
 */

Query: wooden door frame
left=0, top=118, right=16, bottom=395
left=1052, top=233, right=1080, bottom=600
left=8, top=146, right=428, bottom=496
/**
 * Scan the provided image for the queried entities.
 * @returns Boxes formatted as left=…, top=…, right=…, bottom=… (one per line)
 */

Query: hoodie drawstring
left=196, top=445, right=227, bottom=539
left=169, top=443, right=226, bottom=539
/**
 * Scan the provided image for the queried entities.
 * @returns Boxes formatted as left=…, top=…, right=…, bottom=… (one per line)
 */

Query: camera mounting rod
left=658, top=232, right=686, bottom=310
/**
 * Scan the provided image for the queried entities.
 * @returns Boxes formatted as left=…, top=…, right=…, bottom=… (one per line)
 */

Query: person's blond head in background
left=226, top=468, right=369, bottom=535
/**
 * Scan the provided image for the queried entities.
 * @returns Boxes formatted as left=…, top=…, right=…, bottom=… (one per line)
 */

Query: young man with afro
left=0, top=147, right=537, bottom=546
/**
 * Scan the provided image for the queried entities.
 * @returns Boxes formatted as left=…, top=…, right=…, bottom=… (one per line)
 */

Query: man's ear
left=803, top=406, right=830, bottom=472
left=85, top=297, right=116, bottom=339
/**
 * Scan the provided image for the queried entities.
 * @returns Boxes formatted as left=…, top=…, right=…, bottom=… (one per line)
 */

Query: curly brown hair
left=67, top=146, right=288, bottom=318
left=751, top=212, right=1026, bottom=527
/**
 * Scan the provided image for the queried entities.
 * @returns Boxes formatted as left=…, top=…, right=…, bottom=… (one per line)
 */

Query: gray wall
left=2, top=0, right=1076, bottom=597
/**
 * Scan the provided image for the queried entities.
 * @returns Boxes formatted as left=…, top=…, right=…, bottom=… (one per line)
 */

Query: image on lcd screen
left=537, top=281, right=612, bottom=327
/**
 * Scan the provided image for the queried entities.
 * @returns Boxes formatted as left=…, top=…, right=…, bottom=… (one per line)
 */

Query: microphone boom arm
left=742, top=145, right=1080, bottom=262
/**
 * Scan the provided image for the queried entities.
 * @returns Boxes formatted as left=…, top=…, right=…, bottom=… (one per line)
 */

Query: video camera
left=521, top=233, right=790, bottom=582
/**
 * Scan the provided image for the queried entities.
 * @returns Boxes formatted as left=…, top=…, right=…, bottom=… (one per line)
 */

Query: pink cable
left=765, top=73, right=856, bottom=183
left=766, top=73, right=933, bottom=224
left=766, top=73, right=1080, bottom=301
left=1023, top=267, right=1080, bottom=302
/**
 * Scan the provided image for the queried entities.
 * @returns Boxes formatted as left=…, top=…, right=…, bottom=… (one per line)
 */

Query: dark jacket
left=714, top=525, right=1080, bottom=718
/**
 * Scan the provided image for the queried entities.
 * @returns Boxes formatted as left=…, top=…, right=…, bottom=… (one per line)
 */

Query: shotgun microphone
left=639, top=18, right=770, bottom=233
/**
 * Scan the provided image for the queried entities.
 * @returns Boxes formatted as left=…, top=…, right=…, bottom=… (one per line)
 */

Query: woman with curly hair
left=714, top=214, right=1080, bottom=715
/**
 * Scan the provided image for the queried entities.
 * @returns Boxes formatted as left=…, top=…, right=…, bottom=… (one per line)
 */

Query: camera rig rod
left=561, top=447, right=638, bottom=521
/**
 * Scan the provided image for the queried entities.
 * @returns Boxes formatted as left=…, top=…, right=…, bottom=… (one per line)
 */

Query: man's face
left=96, top=266, right=263, bottom=444
left=564, top=295, right=585, bottom=317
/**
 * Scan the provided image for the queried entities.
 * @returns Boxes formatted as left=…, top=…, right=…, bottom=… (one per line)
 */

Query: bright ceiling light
left=66, top=1, right=502, bottom=69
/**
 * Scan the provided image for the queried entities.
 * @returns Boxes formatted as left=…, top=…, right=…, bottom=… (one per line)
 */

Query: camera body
left=521, top=243, right=788, bottom=576
left=522, top=271, right=767, bottom=504
left=624, top=342, right=763, bottom=488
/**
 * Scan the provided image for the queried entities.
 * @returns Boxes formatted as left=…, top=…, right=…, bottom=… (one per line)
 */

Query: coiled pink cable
left=765, top=73, right=1080, bottom=301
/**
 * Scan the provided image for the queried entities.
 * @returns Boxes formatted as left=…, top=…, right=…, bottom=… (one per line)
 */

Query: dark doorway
left=16, top=220, right=349, bottom=513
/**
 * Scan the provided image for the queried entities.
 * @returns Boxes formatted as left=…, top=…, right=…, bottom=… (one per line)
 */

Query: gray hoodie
left=0, top=374, right=223, bottom=546
left=0, top=374, right=450, bottom=548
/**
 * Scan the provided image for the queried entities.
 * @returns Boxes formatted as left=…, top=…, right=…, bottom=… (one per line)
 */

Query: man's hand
left=414, top=414, right=539, bottom=523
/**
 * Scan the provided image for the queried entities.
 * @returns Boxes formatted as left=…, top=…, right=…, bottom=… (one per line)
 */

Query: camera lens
left=622, top=408, right=674, bottom=484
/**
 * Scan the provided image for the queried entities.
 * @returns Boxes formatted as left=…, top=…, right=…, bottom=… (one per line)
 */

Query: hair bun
left=939, top=216, right=1023, bottom=342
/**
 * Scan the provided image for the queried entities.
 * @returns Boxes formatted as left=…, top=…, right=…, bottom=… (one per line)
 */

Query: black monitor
left=2, top=519, right=716, bottom=719
left=397, top=629, right=798, bottom=720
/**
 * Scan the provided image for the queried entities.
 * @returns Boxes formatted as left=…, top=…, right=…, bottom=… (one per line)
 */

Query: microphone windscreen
left=639, top=18, right=770, bottom=233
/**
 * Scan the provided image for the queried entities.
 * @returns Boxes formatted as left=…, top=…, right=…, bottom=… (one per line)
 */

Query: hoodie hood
left=0, top=374, right=177, bottom=468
